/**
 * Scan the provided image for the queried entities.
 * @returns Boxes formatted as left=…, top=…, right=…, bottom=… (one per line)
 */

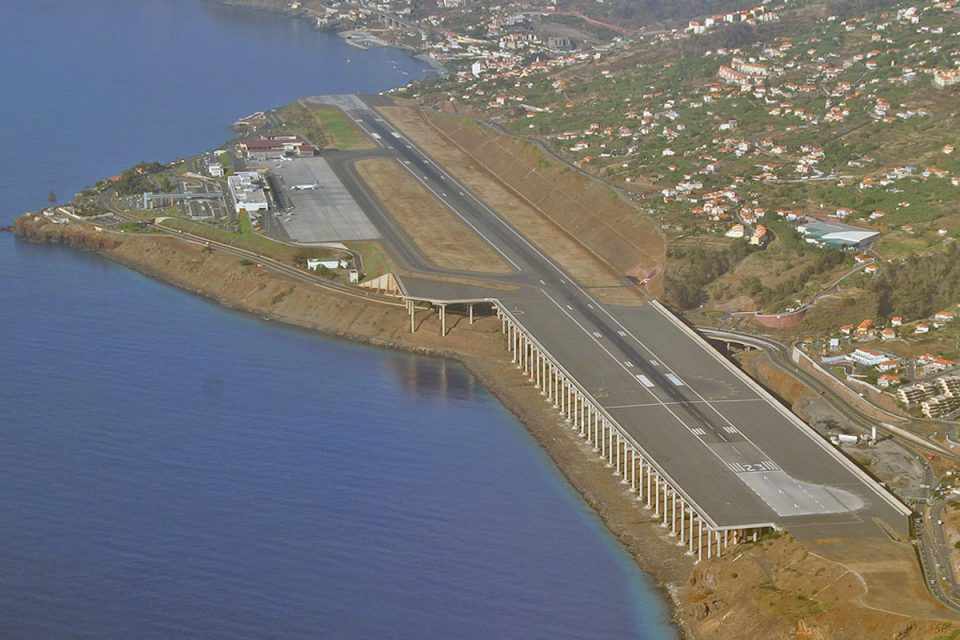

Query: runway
left=310, top=94, right=912, bottom=538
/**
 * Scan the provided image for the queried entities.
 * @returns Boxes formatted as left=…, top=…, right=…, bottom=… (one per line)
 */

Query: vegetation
left=871, top=242, right=960, bottom=319
left=114, top=162, right=166, bottom=195
left=274, top=102, right=372, bottom=150
left=666, top=240, right=753, bottom=308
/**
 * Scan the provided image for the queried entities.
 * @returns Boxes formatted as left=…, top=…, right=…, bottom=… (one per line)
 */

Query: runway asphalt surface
left=304, top=94, right=912, bottom=537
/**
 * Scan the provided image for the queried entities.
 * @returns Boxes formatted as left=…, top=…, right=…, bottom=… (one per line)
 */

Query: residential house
left=878, top=373, right=901, bottom=388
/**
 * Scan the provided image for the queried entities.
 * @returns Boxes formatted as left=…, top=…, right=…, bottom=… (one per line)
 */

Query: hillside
left=408, top=0, right=960, bottom=328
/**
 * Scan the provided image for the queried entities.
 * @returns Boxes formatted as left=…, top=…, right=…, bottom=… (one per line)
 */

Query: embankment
left=418, top=109, right=666, bottom=292
left=15, top=214, right=958, bottom=640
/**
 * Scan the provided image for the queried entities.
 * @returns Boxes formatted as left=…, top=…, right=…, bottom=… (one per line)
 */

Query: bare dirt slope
left=684, top=534, right=957, bottom=640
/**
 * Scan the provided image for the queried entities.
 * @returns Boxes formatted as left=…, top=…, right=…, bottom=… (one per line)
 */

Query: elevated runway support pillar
left=698, top=522, right=704, bottom=563
left=611, top=429, right=620, bottom=476
left=654, top=475, right=661, bottom=518
left=440, top=304, right=447, bottom=337
left=671, top=491, right=677, bottom=537
left=647, top=465, right=653, bottom=509
left=469, top=303, right=473, bottom=325
left=679, top=500, right=686, bottom=546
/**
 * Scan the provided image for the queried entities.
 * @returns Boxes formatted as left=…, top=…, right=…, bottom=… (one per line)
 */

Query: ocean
left=0, top=1, right=677, bottom=637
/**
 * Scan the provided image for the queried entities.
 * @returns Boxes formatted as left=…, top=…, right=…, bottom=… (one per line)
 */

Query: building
left=878, top=373, right=901, bottom=388
left=797, top=219, right=879, bottom=249
left=207, top=163, right=224, bottom=178
left=238, top=135, right=316, bottom=161
left=933, top=68, right=960, bottom=89
left=934, top=310, right=956, bottom=323
left=897, top=381, right=937, bottom=406
left=917, top=353, right=954, bottom=377
left=725, top=223, right=745, bottom=239
left=850, top=348, right=891, bottom=367
left=717, top=66, right=753, bottom=87
left=731, top=57, right=769, bottom=77
left=749, top=224, right=768, bottom=246
left=922, top=394, right=960, bottom=418
left=227, top=172, right=269, bottom=214
left=306, top=258, right=348, bottom=271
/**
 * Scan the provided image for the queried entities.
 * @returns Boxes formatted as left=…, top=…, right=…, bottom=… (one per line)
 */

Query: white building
left=306, top=258, right=348, bottom=271
left=227, top=171, right=269, bottom=214
left=207, top=163, right=224, bottom=178
left=850, top=348, right=892, bottom=367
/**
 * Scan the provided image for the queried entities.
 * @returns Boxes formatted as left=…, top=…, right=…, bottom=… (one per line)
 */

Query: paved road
left=318, top=95, right=913, bottom=540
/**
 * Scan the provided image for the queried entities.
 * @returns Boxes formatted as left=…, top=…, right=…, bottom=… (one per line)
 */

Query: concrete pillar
left=600, top=418, right=607, bottom=459
left=646, top=464, right=653, bottom=509
left=579, top=398, right=586, bottom=436
left=654, top=475, right=660, bottom=517
left=592, top=412, right=599, bottom=451
left=688, top=511, right=695, bottom=556
left=440, top=304, right=446, bottom=336
left=613, top=430, right=620, bottom=476
left=662, top=487, right=669, bottom=528
left=707, top=528, right=713, bottom=560
left=698, top=521, right=703, bottom=562
left=630, top=449, right=637, bottom=492
left=409, top=300, right=416, bottom=333
left=723, top=529, right=728, bottom=550
left=671, top=491, right=677, bottom=536
left=469, top=303, right=474, bottom=325
left=679, top=502, right=685, bottom=545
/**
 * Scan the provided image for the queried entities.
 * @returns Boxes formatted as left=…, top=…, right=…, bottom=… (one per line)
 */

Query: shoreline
left=13, top=216, right=694, bottom=637
left=214, top=0, right=448, bottom=75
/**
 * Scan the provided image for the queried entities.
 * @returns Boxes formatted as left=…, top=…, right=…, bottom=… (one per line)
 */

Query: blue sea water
left=0, top=1, right=677, bottom=638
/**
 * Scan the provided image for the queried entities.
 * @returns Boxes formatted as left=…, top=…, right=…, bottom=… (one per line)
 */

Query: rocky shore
left=15, top=214, right=958, bottom=640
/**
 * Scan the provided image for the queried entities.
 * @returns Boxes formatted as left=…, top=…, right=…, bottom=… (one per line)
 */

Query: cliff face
left=16, top=214, right=122, bottom=252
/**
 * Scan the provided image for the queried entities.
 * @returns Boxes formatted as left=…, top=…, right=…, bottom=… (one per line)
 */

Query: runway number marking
left=636, top=375, right=655, bottom=388
left=666, top=373, right=685, bottom=386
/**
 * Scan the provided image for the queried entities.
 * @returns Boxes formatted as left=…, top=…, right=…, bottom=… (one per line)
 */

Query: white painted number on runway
left=666, top=373, right=685, bottom=386
left=636, top=375, right=654, bottom=388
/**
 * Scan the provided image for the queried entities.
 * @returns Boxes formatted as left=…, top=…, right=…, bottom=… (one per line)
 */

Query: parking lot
left=262, top=157, right=380, bottom=243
